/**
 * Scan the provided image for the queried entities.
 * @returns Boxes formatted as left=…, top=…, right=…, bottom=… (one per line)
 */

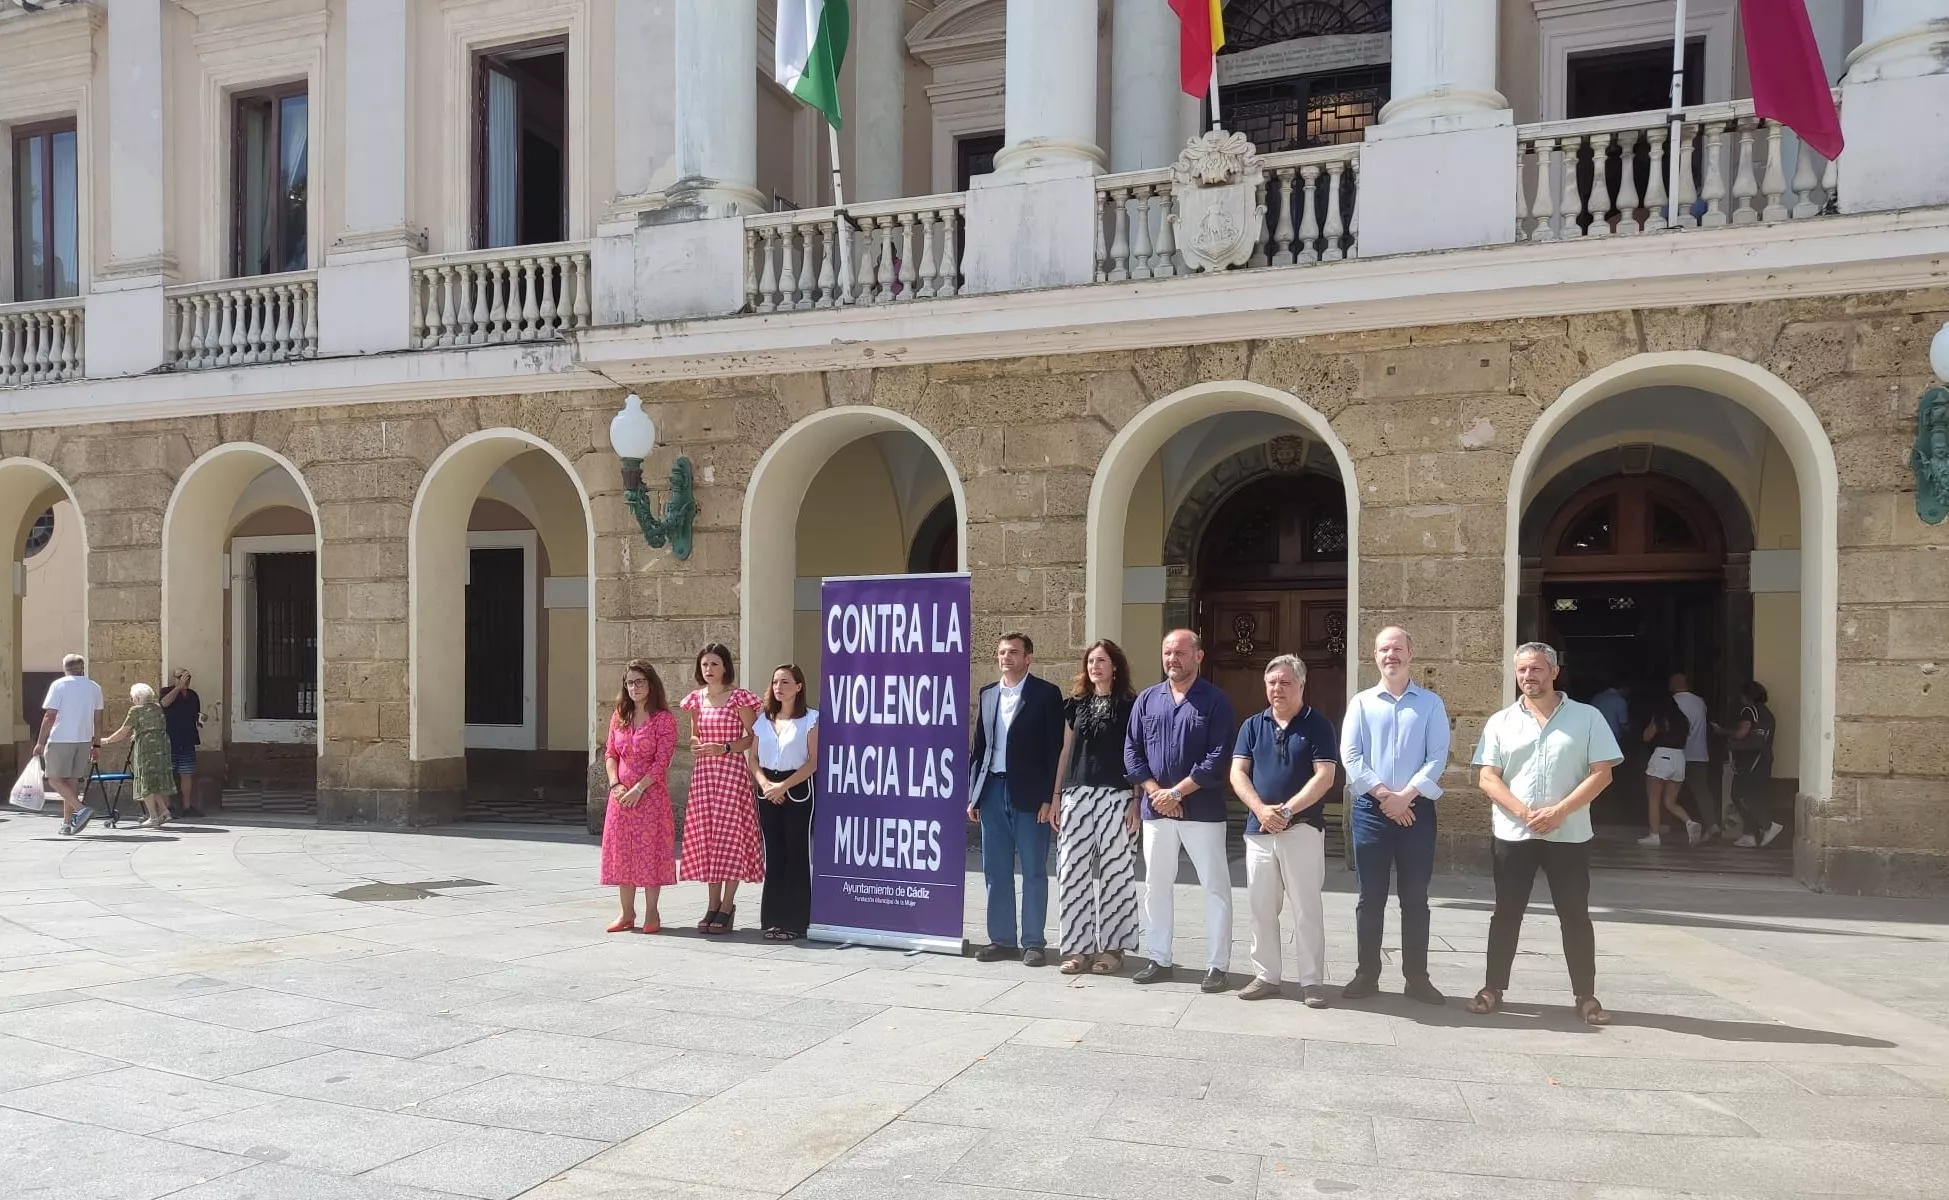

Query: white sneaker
left=1734, top=834, right=1758, bottom=848
left=1760, top=822, right=1785, bottom=848
left=1685, top=820, right=1702, bottom=846
left=1636, top=833, right=1662, bottom=847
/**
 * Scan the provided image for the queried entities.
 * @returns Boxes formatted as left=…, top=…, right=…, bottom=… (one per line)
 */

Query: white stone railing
left=1094, top=143, right=1360, bottom=281
left=0, top=298, right=84, bottom=385
left=411, top=243, right=591, bottom=348
left=1517, top=98, right=1839, bottom=241
left=744, top=193, right=966, bottom=313
left=167, top=273, right=318, bottom=369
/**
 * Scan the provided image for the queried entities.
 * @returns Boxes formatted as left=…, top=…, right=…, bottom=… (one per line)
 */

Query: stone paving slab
left=3, top=815, right=1948, bottom=1200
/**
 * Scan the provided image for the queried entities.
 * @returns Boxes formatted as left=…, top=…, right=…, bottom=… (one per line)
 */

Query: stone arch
left=0, top=458, right=86, bottom=765
left=161, top=443, right=324, bottom=770
left=742, top=406, right=969, bottom=683
left=408, top=429, right=597, bottom=778
left=1086, top=380, right=1361, bottom=709
left=1506, top=351, right=1839, bottom=805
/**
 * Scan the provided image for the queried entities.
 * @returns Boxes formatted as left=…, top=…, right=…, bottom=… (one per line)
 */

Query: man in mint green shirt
left=1468, top=642, right=1621, bottom=1026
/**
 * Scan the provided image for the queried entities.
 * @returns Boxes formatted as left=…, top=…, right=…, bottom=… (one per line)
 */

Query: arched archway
left=0, top=458, right=86, bottom=774
left=162, top=444, right=322, bottom=811
left=1086, top=380, right=1361, bottom=717
left=743, top=407, right=968, bottom=693
left=1507, top=353, right=1839, bottom=830
left=409, top=429, right=596, bottom=822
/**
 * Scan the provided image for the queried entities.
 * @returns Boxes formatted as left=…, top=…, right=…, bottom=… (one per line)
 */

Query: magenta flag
left=1740, top=0, right=1844, bottom=160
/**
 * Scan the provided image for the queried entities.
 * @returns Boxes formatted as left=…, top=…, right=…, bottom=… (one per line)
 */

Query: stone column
left=1841, top=1, right=1949, bottom=211
left=667, top=0, right=765, bottom=215
left=1110, top=0, right=1184, bottom=172
left=320, top=0, right=419, bottom=356
left=993, top=0, right=1103, bottom=176
left=1355, top=0, right=1515, bottom=258
left=1379, top=0, right=1506, bottom=127
left=851, top=0, right=907, bottom=202
left=963, top=0, right=1100, bottom=293
left=87, top=0, right=174, bottom=378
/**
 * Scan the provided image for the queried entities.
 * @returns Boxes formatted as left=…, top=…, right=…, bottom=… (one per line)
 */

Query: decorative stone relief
left=1169, top=129, right=1266, bottom=274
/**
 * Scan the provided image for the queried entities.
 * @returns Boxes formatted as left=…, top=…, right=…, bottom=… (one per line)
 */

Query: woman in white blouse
left=746, top=664, right=820, bottom=941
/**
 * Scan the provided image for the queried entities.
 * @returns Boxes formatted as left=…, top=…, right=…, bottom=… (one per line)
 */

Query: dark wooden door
left=1201, top=588, right=1348, bottom=733
left=465, top=547, right=525, bottom=726
left=254, top=551, right=317, bottom=720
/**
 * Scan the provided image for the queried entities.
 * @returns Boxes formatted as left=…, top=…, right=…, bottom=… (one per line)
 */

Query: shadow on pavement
left=1342, top=995, right=1899, bottom=1047
left=1432, top=897, right=1940, bottom=942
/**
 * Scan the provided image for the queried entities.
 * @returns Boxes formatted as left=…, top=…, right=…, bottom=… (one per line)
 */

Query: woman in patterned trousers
left=1054, top=640, right=1141, bottom=976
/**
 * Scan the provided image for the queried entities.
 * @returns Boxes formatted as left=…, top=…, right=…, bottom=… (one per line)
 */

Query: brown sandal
left=1090, top=950, right=1124, bottom=975
left=1467, top=987, right=1503, bottom=1015
left=1576, top=995, right=1612, bottom=1025
left=1060, top=954, right=1093, bottom=975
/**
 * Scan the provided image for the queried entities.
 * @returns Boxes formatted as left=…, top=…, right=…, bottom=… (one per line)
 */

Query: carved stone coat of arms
left=1169, top=129, right=1266, bottom=274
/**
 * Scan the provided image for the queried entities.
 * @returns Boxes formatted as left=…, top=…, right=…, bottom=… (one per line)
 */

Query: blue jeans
left=1351, top=795, right=1437, bottom=980
left=979, top=776, right=1049, bottom=949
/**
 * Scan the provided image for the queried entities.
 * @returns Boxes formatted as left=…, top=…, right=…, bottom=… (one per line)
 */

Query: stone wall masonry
left=5, top=288, right=1944, bottom=890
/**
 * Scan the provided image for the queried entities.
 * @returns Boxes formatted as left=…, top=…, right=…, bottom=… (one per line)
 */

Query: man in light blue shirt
left=1469, top=641, right=1623, bottom=1027
left=1339, top=626, right=1450, bottom=1005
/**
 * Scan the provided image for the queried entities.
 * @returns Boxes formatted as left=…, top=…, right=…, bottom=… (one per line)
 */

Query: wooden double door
left=1200, top=588, right=1349, bottom=736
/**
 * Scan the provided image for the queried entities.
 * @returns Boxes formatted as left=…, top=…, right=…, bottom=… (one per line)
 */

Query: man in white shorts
left=34, top=654, right=104, bottom=835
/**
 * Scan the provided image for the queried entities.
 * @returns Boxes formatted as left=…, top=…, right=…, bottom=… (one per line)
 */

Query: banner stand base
left=808, top=923, right=967, bottom=957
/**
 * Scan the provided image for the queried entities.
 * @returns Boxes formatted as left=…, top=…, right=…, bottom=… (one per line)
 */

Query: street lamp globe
left=609, top=393, right=658, bottom=460
left=1931, top=321, right=1949, bottom=385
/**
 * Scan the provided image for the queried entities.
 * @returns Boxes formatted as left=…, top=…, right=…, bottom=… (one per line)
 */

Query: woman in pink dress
left=679, top=642, right=762, bottom=934
left=602, top=659, right=677, bottom=933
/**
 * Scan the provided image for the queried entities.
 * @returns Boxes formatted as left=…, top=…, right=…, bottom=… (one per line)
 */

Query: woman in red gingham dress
left=601, top=659, right=677, bottom=934
left=679, top=642, right=762, bottom=934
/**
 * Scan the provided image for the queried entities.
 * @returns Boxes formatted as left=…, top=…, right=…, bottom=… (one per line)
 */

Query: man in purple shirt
left=1124, top=629, right=1238, bottom=993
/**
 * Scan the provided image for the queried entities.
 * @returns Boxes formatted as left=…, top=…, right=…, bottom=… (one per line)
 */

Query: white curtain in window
left=486, top=69, right=518, bottom=248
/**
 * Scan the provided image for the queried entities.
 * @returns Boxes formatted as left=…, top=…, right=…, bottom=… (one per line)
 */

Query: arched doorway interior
left=1, top=460, right=87, bottom=777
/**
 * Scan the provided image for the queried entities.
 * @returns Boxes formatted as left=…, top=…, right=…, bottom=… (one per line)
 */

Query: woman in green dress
left=100, top=683, right=175, bottom=828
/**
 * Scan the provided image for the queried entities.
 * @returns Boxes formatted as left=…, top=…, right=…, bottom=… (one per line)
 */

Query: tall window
left=232, top=84, right=309, bottom=276
left=474, top=40, right=567, bottom=249
left=11, top=120, right=79, bottom=300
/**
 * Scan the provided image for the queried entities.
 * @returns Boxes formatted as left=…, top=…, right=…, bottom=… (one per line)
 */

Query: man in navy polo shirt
left=1231, top=655, right=1338, bottom=1007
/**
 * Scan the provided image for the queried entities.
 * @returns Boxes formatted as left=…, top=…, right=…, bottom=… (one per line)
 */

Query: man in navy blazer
left=969, top=631, right=1066, bottom=965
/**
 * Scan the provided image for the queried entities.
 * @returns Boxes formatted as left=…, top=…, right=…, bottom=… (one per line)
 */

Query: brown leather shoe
left=1238, top=978, right=1282, bottom=1001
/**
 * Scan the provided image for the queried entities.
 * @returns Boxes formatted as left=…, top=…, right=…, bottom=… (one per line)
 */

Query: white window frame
left=463, top=529, right=538, bottom=751
left=1532, top=0, right=1737, bottom=122
left=229, top=534, right=318, bottom=745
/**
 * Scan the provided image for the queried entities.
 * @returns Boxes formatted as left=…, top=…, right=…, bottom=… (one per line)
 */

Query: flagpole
left=828, top=124, right=846, bottom=208
left=828, top=122, right=855, bottom=304
left=1209, top=55, right=1222, bottom=130
left=1667, top=0, right=1688, bottom=231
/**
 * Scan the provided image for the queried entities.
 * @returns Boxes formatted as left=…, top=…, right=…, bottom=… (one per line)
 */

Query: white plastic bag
left=10, top=757, right=47, bottom=811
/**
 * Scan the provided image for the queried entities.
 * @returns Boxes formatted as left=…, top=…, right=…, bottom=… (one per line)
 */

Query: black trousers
left=1486, top=837, right=1596, bottom=998
left=758, top=770, right=813, bottom=936
left=1730, top=767, right=1770, bottom=833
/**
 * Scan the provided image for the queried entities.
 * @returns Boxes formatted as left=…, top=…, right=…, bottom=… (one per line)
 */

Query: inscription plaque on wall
left=1217, top=33, right=1393, bottom=87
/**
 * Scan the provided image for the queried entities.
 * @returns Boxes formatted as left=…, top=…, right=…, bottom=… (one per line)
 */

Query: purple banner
left=810, top=574, right=971, bottom=950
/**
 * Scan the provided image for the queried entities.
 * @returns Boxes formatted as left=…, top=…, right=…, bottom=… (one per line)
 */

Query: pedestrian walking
left=98, top=683, right=174, bottom=828
left=33, top=654, right=102, bottom=836
left=1718, top=681, right=1782, bottom=849
left=1469, top=642, right=1623, bottom=1026
left=969, top=632, right=1065, bottom=966
left=1125, top=629, right=1237, bottom=993
left=680, top=643, right=762, bottom=934
left=1051, top=639, right=1139, bottom=976
left=748, top=664, right=819, bottom=941
left=1231, top=655, right=1337, bottom=1006
left=1638, top=692, right=1701, bottom=847
left=161, top=669, right=204, bottom=818
left=602, top=659, right=677, bottom=933
left=1670, top=672, right=1718, bottom=840
left=1340, top=626, right=1451, bottom=1006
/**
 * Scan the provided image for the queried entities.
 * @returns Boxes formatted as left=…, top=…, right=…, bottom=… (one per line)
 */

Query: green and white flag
left=775, top=0, right=849, bottom=128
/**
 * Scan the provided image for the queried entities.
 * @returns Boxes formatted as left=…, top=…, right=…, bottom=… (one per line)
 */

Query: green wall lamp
left=1915, top=323, right=1949, bottom=526
left=609, top=393, right=696, bottom=559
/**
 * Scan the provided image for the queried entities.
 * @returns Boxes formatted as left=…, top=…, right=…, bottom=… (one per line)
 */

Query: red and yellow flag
left=1169, top=0, right=1225, bottom=99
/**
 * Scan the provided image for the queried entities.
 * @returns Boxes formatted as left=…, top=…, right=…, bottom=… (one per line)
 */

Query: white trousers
left=1141, top=819, right=1232, bottom=971
left=1244, top=825, right=1326, bottom=987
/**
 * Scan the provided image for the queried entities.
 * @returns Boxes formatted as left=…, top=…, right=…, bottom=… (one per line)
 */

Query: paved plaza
left=2, top=810, right=1946, bottom=1200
